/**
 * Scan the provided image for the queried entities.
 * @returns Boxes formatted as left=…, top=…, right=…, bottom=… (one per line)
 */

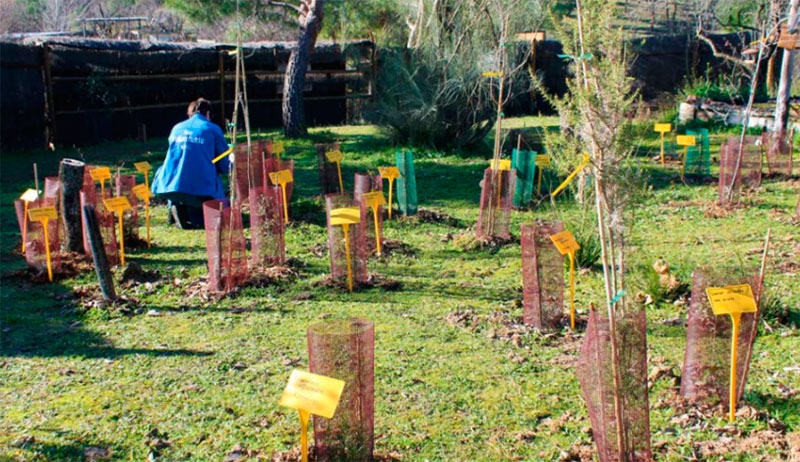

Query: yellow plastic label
left=550, top=230, right=580, bottom=255
left=706, top=284, right=758, bottom=316
left=272, top=142, right=285, bottom=155
left=362, top=191, right=386, bottom=207
left=482, top=71, right=504, bottom=78
left=20, top=188, right=39, bottom=202
left=536, top=154, right=551, bottom=167
left=654, top=123, right=672, bottom=133
left=325, top=150, right=343, bottom=163
left=269, top=169, right=294, bottom=185
left=134, top=161, right=152, bottom=173
left=103, top=197, right=132, bottom=213
left=490, top=159, right=512, bottom=171
left=132, top=184, right=152, bottom=201
left=28, top=206, right=57, bottom=222
left=378, top=166, right=400, bottom=179
left=676, top=135, right=696, bottom=147
left=90, top=167, right=112, bottom=181
left=330, top=207, right=360, bottom=226
left=278, top=369, right=345, bottom=419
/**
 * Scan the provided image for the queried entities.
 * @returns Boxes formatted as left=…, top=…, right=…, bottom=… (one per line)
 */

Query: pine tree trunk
left=282, top=0, right=325, bottom=138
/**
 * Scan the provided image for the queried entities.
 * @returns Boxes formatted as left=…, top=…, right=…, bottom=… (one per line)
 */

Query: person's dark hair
left=195, top=98, right=212, bottom=117
left=186, top=100, right=197, bottom=118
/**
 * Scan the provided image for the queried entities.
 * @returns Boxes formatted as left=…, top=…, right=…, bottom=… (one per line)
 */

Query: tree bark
left=282, top=0, right=325, bottom=138
left=774, top=0, right=799, bottom=134
left=59, top=158, right=85, bottom=252
left=83, top=204, right=116, bottom=301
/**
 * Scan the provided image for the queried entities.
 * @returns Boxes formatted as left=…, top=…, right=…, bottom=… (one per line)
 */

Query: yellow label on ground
left=278, top=370, right=345, bottom=419
left=20, top=188, right=39, bottom=202
left=490, top=159, right=512, bottom=171
left=90, top=167, right=111, bottom=181
left=28, top=206, right=58, bottom=222
left=654, top=123, right=672, bottom=133
left=362, top=191, right=386, bottom=207
left=676, top=135, right=696, bottom=147
left=379, top=166, right=400, bottom=179
left=325, top=150, right=343, bottom=163
left=536, top=154, right=550, bottom=167
left=134, top=161, right=152, bottom=173
left=103, top=197, right=132, bottom=213
left=706, top=284, right=758, bottom=315
left=269, top=169, right=294, bottom=185
left=330, top=207, right=360, bottom=226
left=550, top=230, right=580, bottom=255
left=132, top=184, right=151, bottom=201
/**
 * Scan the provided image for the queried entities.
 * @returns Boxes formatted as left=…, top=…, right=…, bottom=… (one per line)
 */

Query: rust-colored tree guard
left=278, top=159, right=295, bottom=204
left=80, top=190, right=119, bottom=265
left=476, top=167, right=516, bottom=240
left=681, top=268, right=760, bottom=408
left=353, top=173, right=384, bottom=256
left=115, top=174, right=139, bottom=239
left=308, top=318, right=375, bottom=462
left=16, top=195, right=62, bottom=272
left=577, top=308, right=651, bottom=462
left=248, top=186, right=285, bottom=266
left=719, top=136, right=761, bottom=204
left=317, top=142, right=342, bottom=195
left=761, top=131, right=793, bottom=176
left=796, top=187, right=800, bottom=218
left=521, top=221, right=565, bottom=329
left=235, top=143, right=264, bottom=203
left=202, top=199, right=248, bottom=292
left=325, top=194, right=368, bottom=286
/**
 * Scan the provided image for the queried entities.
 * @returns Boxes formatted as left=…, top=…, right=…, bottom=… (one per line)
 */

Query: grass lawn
left=1, top=118, right=799, bottom=461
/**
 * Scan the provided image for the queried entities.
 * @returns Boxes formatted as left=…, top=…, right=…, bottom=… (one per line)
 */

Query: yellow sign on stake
left=378, top=167, right=400, bottom=219
left=90, top=167, right=112, bottom=198
left=27, top=206, right=58, bottom=282
left=535, top=155, right=550, bottom=195
left=490, top=159, right=511, bottom=171
left=330, top=207, right=360, bottom=292
left=279, top=369, right=346, bottom=462
left=269, top=169, right=294, bottom=224
left=550, top=230, right=580, bottom=330
left=132, top=184, right=152, bottom=248
left=676, top=135, right=697, bottom=180
left=362, top=191, right=386, bottom=255
left=134, top=161, right=152, bottom=189
left=103, top=197, right=132, bottom=266
left=272, top=142, right=285, bottom=161
left=706, top=283, right=758, bottom=422
left=654, top=123, right=672, bottom=165
left=326, top=150, right=345, bottom=193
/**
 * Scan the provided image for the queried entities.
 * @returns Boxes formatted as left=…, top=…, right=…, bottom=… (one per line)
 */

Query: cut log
left=83, top=204, right=116, bottom=301
left=59, top=158, right=86, bottom=252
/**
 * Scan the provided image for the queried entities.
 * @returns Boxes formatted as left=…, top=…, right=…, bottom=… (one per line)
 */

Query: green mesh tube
left=395, top=149, right=418, bottom=215
left=685, top=128, right=710, bottom=177
left=512, top=148, right=536, bottom=208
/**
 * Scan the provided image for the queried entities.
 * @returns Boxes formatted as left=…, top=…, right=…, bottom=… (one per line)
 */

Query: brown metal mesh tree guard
left=476, top=168, right=516, bottom=240
left=115, top=174, right=139, bottom=240
left=16, top=194, right=62, bottom=273
left=718, top=136, right=761, bottom=204
left=80, top=190, right=119, bottom=265
left=235, top=143, right=264, bottom=203
left=353, top=173, right=383, bottom=256
left=202, top=199, right=248, bottom=292
left=520, top=221, right=565, bottom=329
left=680, top=267, right=760, bottom=408
left=307, top=318, right=375, bottom=462
left=325, top=194, right=368, bottom=287
left=248, top=186, right=285, bottom=266
left=317, top=142, right=342, bottom=195
left=577, top=308, right=651, bottom=462
left=761, top=131, right=793, bottom=176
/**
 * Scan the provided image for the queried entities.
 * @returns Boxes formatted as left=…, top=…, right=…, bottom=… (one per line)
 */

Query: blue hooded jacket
left=151, top=113, right=231, bottom=199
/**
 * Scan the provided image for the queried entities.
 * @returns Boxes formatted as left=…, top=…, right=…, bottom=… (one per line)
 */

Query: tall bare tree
left=774, top=0, right=798, bottom=133
left=266, top=0, right=325, bottom=138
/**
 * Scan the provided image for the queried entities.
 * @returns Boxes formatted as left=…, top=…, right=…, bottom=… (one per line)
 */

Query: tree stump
left=59, top=158, right=86, bottom=252
left=82, top=204, right=116, bottom=301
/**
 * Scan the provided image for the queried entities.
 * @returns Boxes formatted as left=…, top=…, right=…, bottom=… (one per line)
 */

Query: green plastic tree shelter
left=685, top=128, right=710, bottom=177
left=512, top=148, right=536, bottom=208
left=395, top=149, right=418, bottom=216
